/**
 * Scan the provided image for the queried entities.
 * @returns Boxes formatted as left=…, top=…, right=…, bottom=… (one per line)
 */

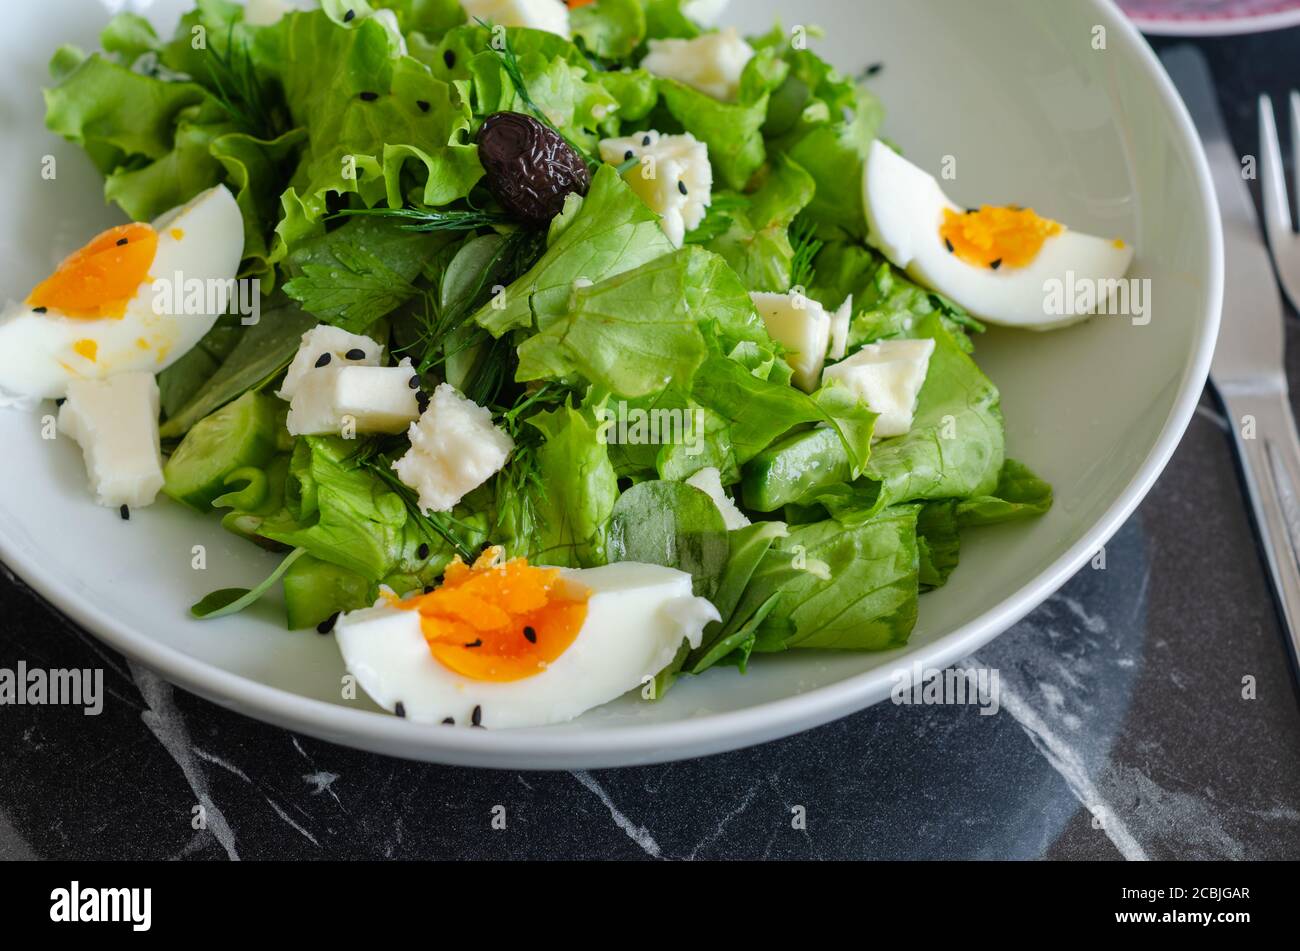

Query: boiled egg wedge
left=863, top=141, right=1133, bottom=330
left=335, top=549, right=720, bottom=728
left=0, top=185, right=244, bottom=403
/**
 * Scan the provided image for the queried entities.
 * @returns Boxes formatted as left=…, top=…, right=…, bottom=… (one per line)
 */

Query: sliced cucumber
left=164, top=391, right=278, bottom=511
left=282, top=554, right=376, bottom=631
left=741, top=427, right=854, bottom=513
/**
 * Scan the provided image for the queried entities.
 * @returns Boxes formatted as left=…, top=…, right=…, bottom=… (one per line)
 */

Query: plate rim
left=1123, top=1, right=1300, bottom=34
left=0, top=0, right=1224, bottom=769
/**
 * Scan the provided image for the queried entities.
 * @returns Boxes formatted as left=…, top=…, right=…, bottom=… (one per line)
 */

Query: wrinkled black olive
left=476, top=112, right=590, bottom=225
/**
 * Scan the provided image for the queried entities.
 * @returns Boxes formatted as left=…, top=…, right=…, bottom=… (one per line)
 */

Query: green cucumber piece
left=741, top=427, right=854, bottom=513
left=282, top=554, right=377, bottom=630
left=163, top=391, right=278, bottom=511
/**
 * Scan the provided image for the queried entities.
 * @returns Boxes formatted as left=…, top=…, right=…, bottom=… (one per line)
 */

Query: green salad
left=41, top=0, right=1051, bottom=708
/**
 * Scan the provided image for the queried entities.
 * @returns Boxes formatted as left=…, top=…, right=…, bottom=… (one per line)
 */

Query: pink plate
left=1120, top=0, right=1300, bottom=34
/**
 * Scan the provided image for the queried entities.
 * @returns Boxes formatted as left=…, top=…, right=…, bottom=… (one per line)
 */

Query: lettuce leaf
left=475, top=164, right=674, bottom=336
left=526, top=403, right=620, bottom=568
left=515, top=246, right=762, bottom=398
left=694, top=154, right=815, bottom=292
left=656, top=46, right=789, bottom=190
left=572, top=0, right=648, bottom=61
left=734, top=507, right=921, bottom=653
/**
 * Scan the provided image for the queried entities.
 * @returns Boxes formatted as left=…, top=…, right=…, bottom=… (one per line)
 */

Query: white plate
left=0, top=0, right=1221, bottom=768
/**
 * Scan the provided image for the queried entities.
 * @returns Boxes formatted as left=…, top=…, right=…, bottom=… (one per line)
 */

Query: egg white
left=863, top=141, right=1134, bottom=330
left=335, top=562, right=720, bottom=728
left=0, top=185, right=244, bottom=403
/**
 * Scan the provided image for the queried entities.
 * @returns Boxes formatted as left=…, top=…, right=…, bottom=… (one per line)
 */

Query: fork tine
left=1259, top=94, right=1293, bottom=244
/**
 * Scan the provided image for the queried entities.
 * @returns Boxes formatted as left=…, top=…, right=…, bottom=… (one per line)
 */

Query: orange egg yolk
left=939, top=206, right=1063, bottom=270
left=26, top=222, right=158, bottom=319
left=397, top=548, right=590, bottom=682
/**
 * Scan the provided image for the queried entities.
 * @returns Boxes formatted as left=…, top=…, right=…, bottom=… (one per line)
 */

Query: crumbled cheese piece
left=641, top=28, right=754, bottom=102
left=598, top=130, right=713, bottom=247
left=392, top=384, right=515, bottom=513
left=750, top=290, right=833, bottom=393
left=460, top=0, right=570, bottom=39
left=685, top=467, right=750, bottom=530
left=822, top=338, right=936, bottom=438
left=58, top=372, right=164, bottom=508
left=277, top=326, right=383, bottom=401
left=286, top=359, right=422, bottom=436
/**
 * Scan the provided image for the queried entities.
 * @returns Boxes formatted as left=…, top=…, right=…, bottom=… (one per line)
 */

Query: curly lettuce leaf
left=656, top=46, right=789, bottom=190
left=475, top=164, right=674, bottom=337
left=515, top=246, right=763, bottom=398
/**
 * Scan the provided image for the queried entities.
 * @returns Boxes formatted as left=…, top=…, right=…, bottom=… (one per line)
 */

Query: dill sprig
left=204, top=24, right=284, bottom=140
left=789, top=218, right=824, bottom=290
left=367, top=457, right=478, bottom=562
left=332, top=207, right=511, bottom=233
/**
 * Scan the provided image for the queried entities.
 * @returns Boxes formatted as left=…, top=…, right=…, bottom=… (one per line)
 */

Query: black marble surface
left=3, top=28, right=1300, bottom=862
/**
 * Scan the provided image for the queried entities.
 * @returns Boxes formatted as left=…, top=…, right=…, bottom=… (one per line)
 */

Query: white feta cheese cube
left=392, top=383, right=515, bottom=513
left=278, top=326, right=384, bottom=401
left=685, top=466, right=750, bottom=530
left=822, top=338, right=936, bottom=439
left=286, top=359, right=422, bottom=436
left=684, top=0, right=731, bottom=25
left=460, top=0, right=570, bottom=38
left=641, top=27, right=754, bottom=103
left=750, top=290, right=833, bottom=393
left=598, top=130, right=713, bottom=247
left=58, top=372, right=164, bottom=508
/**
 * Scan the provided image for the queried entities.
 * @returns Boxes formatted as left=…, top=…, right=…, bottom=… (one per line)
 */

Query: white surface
left=0, top=0, right=1221, bottom=768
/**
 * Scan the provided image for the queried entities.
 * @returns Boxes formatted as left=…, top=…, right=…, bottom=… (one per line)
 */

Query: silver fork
left=1259, top=91, right=1300, bottom=312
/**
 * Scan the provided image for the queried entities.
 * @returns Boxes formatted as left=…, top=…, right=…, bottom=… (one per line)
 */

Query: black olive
left=476, top=112, right=590, bottom=225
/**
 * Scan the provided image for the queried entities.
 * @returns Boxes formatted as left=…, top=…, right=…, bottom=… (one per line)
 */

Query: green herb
left=332, top=207, right=511, bottom=233
left=354, top=451, right=477, bottom=562
left=191, top=547, right=308, bottom=619
left=203, top=24, right=284, bottom=141
left=789, top=218, right=823, bottom=290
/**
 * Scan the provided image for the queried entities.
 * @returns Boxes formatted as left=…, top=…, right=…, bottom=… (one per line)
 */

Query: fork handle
left=1220, top=384, right=1300, bottom=663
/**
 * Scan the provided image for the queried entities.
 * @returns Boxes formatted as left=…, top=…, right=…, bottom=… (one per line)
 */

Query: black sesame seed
left=416, top=391, right=431, bottom=414
left=316, top=612, right=340, bottom=635
left=678, top=180, right=688, bottom=196
left=624, top=149, right=634, bottom=161
left=464, top=638, right=483, bottom=648
left=54, top=397, right=65, bottom=407
left=967, top=208, right=978, bottom=215
left=344, top=8, right=356, bottom=21
left=865, top=62, right=884, bottom=77
left=990, top=258, right=1003, bottom=270
left=471, top=704, right=483, bottom=727
left=119, top=504, right=130, bottom=521
left=443, top=50, right=456, bottom=69
left=345, top=348, right=366, bottom=360
left=394, top=701, right=406, bottom=718
left=642, top=135, right=652, bottom=146
left=424, top=585, right=435, bottom=594
left=408, top=375, right=420, bottom=390
left=33, top=306, right=47, bottom=314
left=417, top=543, right=430, bottom=560
left=359, top=91, right=379, bottom=102
left=314, top=352, right=332, bottom=368
left=945, top=238, right=955, bottom=253
left=523, top=625, right=537, bottom=644
left=417, top=100, right=431, bottom=113
left=442, top=717, right=455, bottom=725
left=116, top=238, right=129, bottom=246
